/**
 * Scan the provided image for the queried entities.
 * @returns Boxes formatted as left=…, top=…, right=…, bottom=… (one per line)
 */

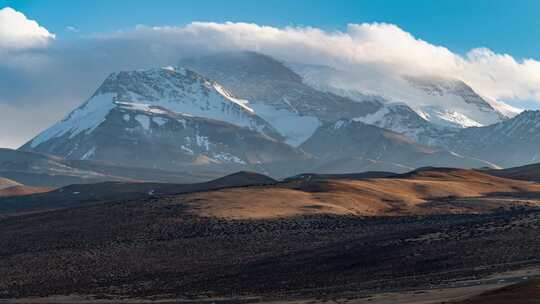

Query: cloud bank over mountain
left=128, top=22, right=540, bottom=104
left=1, top=7, right=540, bottom=147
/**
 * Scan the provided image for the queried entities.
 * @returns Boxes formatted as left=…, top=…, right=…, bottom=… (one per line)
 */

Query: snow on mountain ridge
left=28, top=67, right=282, bottom=149
left=29, top=93, right=117, bottom=148
left=416, top=106, right=483, bottom=128
left=22, top=94, right=309, bottom=171
left=353, top=103, right=454, bottom=146
left=289, top=63, right=517, bottom=129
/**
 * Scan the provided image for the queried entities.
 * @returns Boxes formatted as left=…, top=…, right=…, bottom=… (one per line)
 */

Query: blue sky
left=5, top=0, right=540, bottom=59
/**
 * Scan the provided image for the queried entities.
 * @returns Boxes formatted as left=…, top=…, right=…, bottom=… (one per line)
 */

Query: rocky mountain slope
left=300, top=120, right=494, bottom=173
left=353, top=102, right=453, bottom=146
left=347, top=97, right=540, bottom=169
left=436, top=110, right=540, bottom=168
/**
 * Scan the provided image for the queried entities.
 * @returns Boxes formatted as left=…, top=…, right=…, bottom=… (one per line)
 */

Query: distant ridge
left=483, top=162, right=540, bottom=182
left=0, top=148, right=219, bottom=187
left=0, top=177, right=52, bottom=197
left=0, top=170, right=276, bottom=215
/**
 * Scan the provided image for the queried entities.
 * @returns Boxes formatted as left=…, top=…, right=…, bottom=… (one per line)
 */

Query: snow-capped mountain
left=300, top=120, right=495, bottom=173
left=26, top=67, right=282, bottom=150
left=19, top=51, right=538, bottom=177
left=290, top=63, right=520, bottom=129
left=20, top=67, right=309, bottom=170
left=435, top=110, right=540, bottom=168
left=181, top=51, right=384, bottom=146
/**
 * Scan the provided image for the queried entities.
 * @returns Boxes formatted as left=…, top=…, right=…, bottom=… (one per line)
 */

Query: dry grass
left=183, top=169, right=540, bottom=219
left=0, top=177, right=52, bottom=197
left=0, top=185, right=52, bottom=197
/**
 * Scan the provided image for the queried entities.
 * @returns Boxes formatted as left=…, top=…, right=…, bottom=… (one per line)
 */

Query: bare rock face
left=435, top=110, right=540, bottom=168
left=300, top=119, right=495, bottom=173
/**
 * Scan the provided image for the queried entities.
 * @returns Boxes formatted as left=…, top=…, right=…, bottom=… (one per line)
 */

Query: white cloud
left=119, top=21, right=540, bottom=104
left=462, top=48, right=540, bottom=102
left=0, top=7, right=55, bottom=50
left=4, top=19, right=540, bottom=106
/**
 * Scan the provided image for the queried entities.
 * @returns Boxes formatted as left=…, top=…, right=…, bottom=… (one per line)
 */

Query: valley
left=2, top=168, right=540, bottom=303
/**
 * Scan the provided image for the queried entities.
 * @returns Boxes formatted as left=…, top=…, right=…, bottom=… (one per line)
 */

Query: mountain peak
left=25, top=66, right=282, bottom=150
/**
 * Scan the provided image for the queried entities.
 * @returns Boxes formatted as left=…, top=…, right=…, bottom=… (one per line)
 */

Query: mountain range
left=11, top=51, right=540, bottom=182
